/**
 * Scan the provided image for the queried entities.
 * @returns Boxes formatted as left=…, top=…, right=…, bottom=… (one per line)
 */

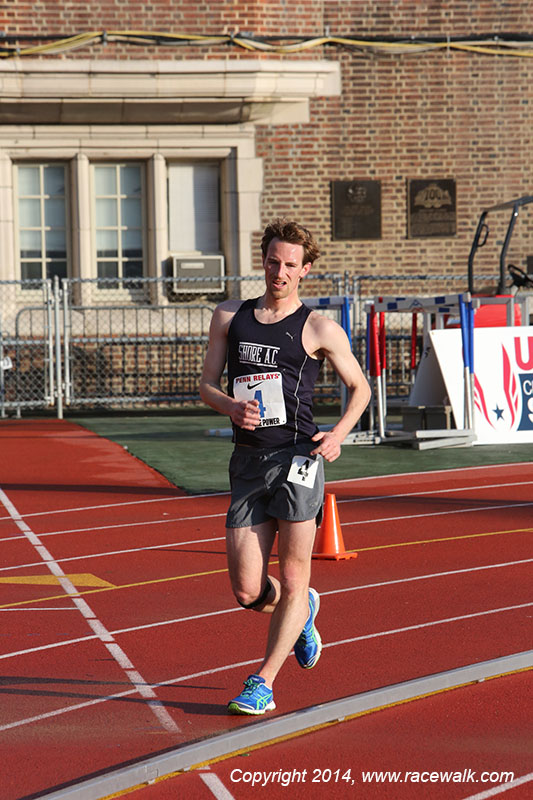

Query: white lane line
left=0, top=513, right=225, bottom=545
left=2, top=524, right=531, bottom=576
left=330, top=462, right=533, bottom=485
left=320, top=557, right=533, bottom=599
left=337, top=479, right=533, bottom=504
left=0, top=491, right=227, bottom=523
left=462, top=772, right=533, bottom=799
left=0, top=607, right=242, bottom=661
left=0, top=488, right=180, bottom=734
left=0, top=656, right=259, bottom=734
left=2, top=509, right=533, bottom=573
left=343, top=500, right=533, bottom=527
left=0, top=535, right=226, bottom=572
left=200, top=772, right=236, bottom=800
left=2, top=600, right=532, bottom=734
left=1, top=478, right=529, bottom=547
left=0, top=460, right=531, bottom=525
left=1, top=482, right=532, bottom=551
left=1, top=557, right=532, bottom=661
left=323, top=600, right=533, bottom=650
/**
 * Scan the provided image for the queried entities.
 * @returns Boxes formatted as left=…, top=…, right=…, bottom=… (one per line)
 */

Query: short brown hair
left=261, top=218, right=320, bottom=266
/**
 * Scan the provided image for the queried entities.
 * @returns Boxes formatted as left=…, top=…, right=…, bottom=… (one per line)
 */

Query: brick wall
left=4, top=0, right=533, bottom=293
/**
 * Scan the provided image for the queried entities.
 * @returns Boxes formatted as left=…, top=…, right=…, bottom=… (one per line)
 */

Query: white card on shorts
left=287, top=455, right=319, bottom=488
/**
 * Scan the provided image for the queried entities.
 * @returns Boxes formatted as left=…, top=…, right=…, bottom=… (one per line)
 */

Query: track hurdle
left=302, top=295, right=354, bottom=416
left=364, top=294, right=477, bottom=448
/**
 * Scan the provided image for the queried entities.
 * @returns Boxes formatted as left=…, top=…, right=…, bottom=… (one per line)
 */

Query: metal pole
left=62, top=279, right=71, bottom=405
left=459, top=294, right=472, bottom=430
left=53, top=276, right=63, bottom=419
left=43, top=279, right=55, bottom=407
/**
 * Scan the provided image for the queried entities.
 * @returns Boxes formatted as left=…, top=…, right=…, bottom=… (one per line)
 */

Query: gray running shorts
left=225, top=441, right=324, bottom=529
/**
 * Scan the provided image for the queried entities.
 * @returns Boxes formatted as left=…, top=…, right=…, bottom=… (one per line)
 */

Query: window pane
left=96, top=198, right=117, bottom=227
left=44, top=197, right=65, bottom=227
left=44, top=166, right=65, bottom=196
left=19, top=198, right=41, bottom=227
left=16, top=162, right=70, bottom=282
left=121, top=165, right=141, bottom=196
left=45, top=229, right=66, bottom=259
left=21, top=262, right=42, bottom=281
left=124, top=260, right=143, bottom=279
left=18, top=166, right=40, bottom=195
left=47, top=261, right=67, bottom=281
left=96, top=229, right=118, bottom=257
left=98, top=261, right=119, bottom=279
left=168, top=162, right=220, bottom=253
left=20, top=229, right=41, bottom=259
left=122, top=229, right=142, bottom=258
left=95, top=166, right=116, bottom=196
left=121, top=197, right=142, bottom=228
left=93, top=162, right=144, bottom=283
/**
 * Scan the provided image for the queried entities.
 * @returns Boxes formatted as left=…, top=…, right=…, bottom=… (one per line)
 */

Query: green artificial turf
left=71, top=410, right=533, bottom=494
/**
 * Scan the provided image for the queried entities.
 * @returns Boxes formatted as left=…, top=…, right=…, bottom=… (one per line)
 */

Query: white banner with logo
left=410, top=326, right=533, bottom=444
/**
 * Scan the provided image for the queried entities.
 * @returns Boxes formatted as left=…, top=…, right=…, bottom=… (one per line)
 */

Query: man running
left=199, top=218, right=370, bottom=715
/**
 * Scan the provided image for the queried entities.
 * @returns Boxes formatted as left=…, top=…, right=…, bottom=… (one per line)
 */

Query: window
left=94, top=163, right=145, bottom=288
left=168, top=163, right=221, bottom=254
left=16, top=163, right=68, bottom=287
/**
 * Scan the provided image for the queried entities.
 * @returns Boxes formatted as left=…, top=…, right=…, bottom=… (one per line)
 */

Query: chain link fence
left=4, top=271, right=525, bottom=417
left=1, top=273, right=346, bottom=416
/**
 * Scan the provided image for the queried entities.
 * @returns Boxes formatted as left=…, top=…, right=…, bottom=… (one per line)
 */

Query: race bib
left=287, top=455, right=319, bottom=488
left=233, top=372, right=286, bottom=427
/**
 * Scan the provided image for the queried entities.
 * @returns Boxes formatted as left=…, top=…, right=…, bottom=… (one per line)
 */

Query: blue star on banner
left=493, top=405, right=504, bottom=421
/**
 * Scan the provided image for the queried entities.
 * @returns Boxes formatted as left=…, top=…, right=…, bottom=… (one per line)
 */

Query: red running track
left=0, top=420, right=531, bottom=800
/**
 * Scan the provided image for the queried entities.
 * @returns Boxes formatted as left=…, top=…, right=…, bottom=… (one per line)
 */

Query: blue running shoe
left=294, top=588, right=322, bottom=669
left=227, top=674, right=276, bottom=715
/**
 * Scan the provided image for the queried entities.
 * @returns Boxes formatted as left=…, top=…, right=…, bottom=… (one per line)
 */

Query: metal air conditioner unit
left=170, top=254, right=225, bottom=293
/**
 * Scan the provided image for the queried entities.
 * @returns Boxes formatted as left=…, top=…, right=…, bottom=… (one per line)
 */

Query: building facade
left=1, top=0, right=532, bottom=298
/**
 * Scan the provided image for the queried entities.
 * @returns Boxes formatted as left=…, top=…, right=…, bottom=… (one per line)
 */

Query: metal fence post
left=62, top=278, right=71, bottom=406
left=53, top=276, right=63, bottom=419
left=0, top=308, right=5, bottom=419
left=44, top=280, right=55, bottom=409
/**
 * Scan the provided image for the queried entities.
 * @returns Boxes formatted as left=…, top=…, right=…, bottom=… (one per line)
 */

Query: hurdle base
left=371, top=428, right=476, bottom=449
left=413, top=428, right=475, bottom=439
left=413, top=436, right=476, bottom=450
left=342, top=431, right=382, bottom=445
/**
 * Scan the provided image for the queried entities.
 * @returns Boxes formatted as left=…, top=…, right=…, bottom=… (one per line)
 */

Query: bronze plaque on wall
left=407, top=179, right=456, bottom=238
left=331, top=180, right=381, bottom=240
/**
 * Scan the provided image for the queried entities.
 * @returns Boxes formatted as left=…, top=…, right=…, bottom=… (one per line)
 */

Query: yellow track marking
left=351, top=525, right=533, bottom=554
left=0, top=526, right=531, bottom=611
left=0, top=566, right=231, bottom=609
left=0, top=573, right=115, bottom=588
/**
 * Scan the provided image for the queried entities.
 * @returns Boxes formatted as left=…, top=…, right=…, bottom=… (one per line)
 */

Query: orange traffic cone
left=313, top=493, right=358, bottom=561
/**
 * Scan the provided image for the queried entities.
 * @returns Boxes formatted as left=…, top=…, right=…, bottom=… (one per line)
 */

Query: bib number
left=233, top=372, right=287, bottom=427
left=287, top=455, right=319, bottom=488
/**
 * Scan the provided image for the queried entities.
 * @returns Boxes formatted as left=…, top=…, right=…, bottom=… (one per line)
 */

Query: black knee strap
left=237, top=578, right=273, bottom=609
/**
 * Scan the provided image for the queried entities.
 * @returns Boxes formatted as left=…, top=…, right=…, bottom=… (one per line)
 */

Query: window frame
left=13, top=161, right=71, bottom=289
left=167, top=160, right=223, bottom=257
left=90, top=160, right=147, bottom=292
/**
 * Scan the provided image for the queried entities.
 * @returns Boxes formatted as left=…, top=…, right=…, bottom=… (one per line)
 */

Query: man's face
left=262, top=238, right=311, bottom=300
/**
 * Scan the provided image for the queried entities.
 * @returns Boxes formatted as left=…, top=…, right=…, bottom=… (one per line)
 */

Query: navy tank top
left=227, top=298, right=322, bottom=447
